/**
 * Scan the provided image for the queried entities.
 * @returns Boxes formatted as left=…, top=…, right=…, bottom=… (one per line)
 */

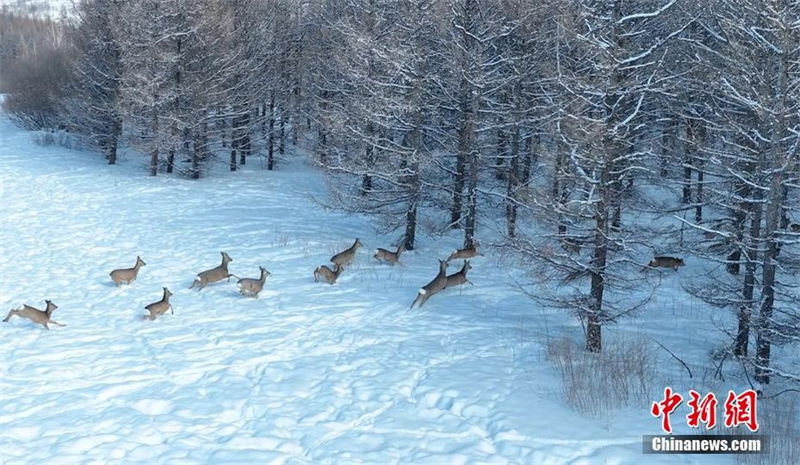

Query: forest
left=1, top=0, right=799, bottom=391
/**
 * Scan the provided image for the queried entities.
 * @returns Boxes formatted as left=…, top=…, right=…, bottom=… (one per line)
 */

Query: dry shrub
left=734, top=395, right=799, bottom=465
left=0, top=12, right=72, bottom=130
left=546, top=336, right=656, bottom=415
left=32, top=129, right=74, bottom=149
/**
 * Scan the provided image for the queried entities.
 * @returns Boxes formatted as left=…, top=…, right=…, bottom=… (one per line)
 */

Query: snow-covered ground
left=0, top=113, right=765, bottom=464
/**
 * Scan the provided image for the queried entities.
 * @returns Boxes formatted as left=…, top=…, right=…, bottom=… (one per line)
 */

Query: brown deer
left=331, top=238, right=363, bottom=268
left=109, top=255, right=146, bottom=285
left=446, top=260, right=473, bottom=288
left=446, top=244, right=482, bottom=262
left=314, top=264, right=343, bottom=285
left=145, top=287, right=173, bottom=320
left=644, top=256, right=685, bottom=271
left=190, top=252, right=236, bottom=290
left=3, top=300, right=64, bottom=330
left=237, top=267, right=271, bottom=297
left=409, top=259, right=448, bottom=309
left=559, top=237, right=581, bottom=254
left=374, top=243, right=405, bottom=266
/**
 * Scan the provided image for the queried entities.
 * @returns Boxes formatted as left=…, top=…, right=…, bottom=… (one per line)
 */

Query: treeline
left=0, top=9, right=71, bottom=130
left=2, top=0, right=800, bottom=387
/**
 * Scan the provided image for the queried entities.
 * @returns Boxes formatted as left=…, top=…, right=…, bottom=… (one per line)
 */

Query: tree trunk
left=587, top=159, right=610, bottom=353
left=506, top=123, right=520, bottom=238
left=451, top=71, right=474, bottom=230
left=464, top=146, right=479, bottom=248
left=240, top=112, right=250, bottom=165
left=554, top=131, right=567, bottom=235
left=149, top=113, right=159, bottom=176
left=451, top=145, right=466, bottom=229
left=279, top=114, right=286, bottom=155
left=230, top=149, right=237, bottom=172
left=261, top=102, right=267, bottom=146
left=268, top=94, right=275, bottom=171
left=683, top=119, right=692, bottom=204
left=166, top=148, right=175, bottom=174
left=755, top=45, right=788, bottom=384
left=150, top=148, right=158, bottom=176
left=735, top=155, right=763, bottom=357
left=695, top=159, right=704, bottom=223
left=496, top=125, right=507, bottom=180
left=755, top=171, right=782, bottom=383
left=660, top=116, right=675, bottom=177
left=463, top=87, right=480, bottom=248
left=404, top=187, right=418, bottom=251
left=107, top=116, right=121, bottom=165
left=361, top=144, right=373, bottom=195
left=317, top=91, right=328, bottom=164
left=521, top=134, right=533, bottom=184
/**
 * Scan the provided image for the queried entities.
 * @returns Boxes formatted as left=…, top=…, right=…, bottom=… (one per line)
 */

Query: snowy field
left=0, top=114, right=762, bottom=464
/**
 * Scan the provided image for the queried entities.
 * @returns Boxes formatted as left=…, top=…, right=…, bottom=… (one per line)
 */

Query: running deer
left=145, top=287, right=173, bottom=320
left=560, top=237, right=581, bottom=254
left=409, top=259, right=448, bottom=309
left=109, top=256, right=146, bottom=285
left=446, top=260, right=473, bottom=288
left=3, top=300, right=64, bottom=330
left=314, top=263, right=343, bottom=285
left=643, top=256, right=685, bottom=271
left=374, top=243, right=405, bottom=266
left=237, top=267, right=271, bottom=297
left=190, top=252, right=236, bottom=290
left=331, top=238, right=363, bottom=268
left=446, top=244, right=482, bottom=262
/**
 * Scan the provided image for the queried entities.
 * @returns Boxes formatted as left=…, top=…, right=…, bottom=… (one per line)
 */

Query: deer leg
left=49, top=320, right=65, bottom=327
left=3, top=310, right=16, bottom=322
left=43, top=322, right=49, bottom=330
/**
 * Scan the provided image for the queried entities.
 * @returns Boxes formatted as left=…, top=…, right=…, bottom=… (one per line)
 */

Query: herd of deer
left=3, top=239, right=484, bottom=330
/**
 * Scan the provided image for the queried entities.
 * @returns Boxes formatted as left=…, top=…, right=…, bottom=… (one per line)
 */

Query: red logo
left=652, top=388, right=758, bottom=433
left=686, top=390, right=717, bottom=429
left=724, top=390, right=759, bottom=432
left=651, top=387, right=683, bottom=434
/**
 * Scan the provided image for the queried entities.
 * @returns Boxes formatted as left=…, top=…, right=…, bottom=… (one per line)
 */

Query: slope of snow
left=0, top=116, right=747, bottom=464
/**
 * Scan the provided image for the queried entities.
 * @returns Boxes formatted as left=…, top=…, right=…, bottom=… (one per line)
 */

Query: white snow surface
left=0, top=115, right=746, bottom=464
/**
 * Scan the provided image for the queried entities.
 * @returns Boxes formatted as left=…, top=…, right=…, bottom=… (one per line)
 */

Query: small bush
left=546, top=336, right=656, bottom=415
left=2, top=45, right=72, bottom=130
left=734, top=395, right=799, bottom=465
left=32, top=129, right=74, bottom=149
